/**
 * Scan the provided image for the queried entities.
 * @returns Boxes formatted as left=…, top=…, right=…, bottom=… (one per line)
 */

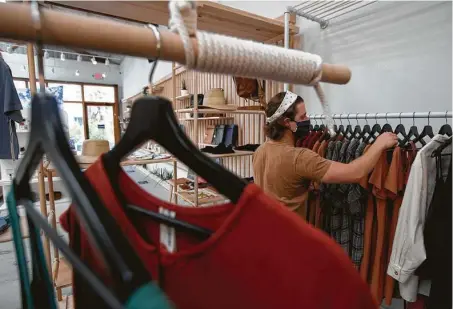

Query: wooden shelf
left=176, top=94, right=191, bottom=101
left=47, top=1, right=297, bottom=42
left=54, top=258, right=72, bottom=289
left=176, top=108, right=265, bottom=115
left=175, top=190, right=226, bottom=206
left=179, top=117, right=234, bottom=121
left=206, top=150, right=254, bottom=158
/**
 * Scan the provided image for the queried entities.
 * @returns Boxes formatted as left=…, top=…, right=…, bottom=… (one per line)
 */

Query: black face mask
left=293, top=120, right=311, bottom=140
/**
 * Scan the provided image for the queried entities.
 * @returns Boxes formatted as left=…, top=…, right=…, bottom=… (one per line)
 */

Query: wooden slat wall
left=152, top=66, right=284, bottom=179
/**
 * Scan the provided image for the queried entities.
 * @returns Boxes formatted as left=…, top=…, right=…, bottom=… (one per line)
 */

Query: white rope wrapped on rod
left=169, top=0, right=336, bottom=135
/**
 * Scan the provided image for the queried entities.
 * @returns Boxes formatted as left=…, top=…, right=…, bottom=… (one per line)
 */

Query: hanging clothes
left=417, top=158, right=452, bottom=309
left=0, top=57, right=23, bottom=160
left=387, top=134, right=452, bottom=302
left=60, top=156, right=377, bottom=309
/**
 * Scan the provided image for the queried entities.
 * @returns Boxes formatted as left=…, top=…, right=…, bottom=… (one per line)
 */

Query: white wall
left=120, top=57, right=172, bottom=99
left=294, top=1, right=452, bottom=125
left=1, top=52, right=122, bottom=86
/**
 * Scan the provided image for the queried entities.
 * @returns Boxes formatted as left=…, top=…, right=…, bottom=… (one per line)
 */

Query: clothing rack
left=286, top=1, right=378, bottom=29
left=308, top=112, right=453, bottom=120
left=0, top=2, right=351, bottom=85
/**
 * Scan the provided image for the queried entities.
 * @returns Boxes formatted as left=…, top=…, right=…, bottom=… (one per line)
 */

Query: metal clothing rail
left=286, top=1, right=378, bottom=29
left=0, top=2, right=351, bottom=85
left=308, top=112, right=453, bottom=120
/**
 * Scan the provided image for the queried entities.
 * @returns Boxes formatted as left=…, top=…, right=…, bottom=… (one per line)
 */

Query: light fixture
left=102, top=72, right=107, bottom=79
left=21, top=65, right=27, bottom=71
left=44, top=50, right=49, bottom=59
left=60, top=52, right=65, bottom=61
left=77, top=54, right=82, bottom=62
left=75, top=70, right=80, bottom=76
left=51, top=67, right=55, bottom=74
left=6, top=45, right=12, bottom=53
left=105, top=58, right=110, bottom=66
left=91, top=57, right=97, bottom=65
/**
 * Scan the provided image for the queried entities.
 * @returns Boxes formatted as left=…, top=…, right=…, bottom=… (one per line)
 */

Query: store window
left=48, top=83, right=82, bottom=102
left=13, top=80, right=26, bottom=90
left=13, top=79, right=119, bottom=154
left=84, top=85, right=115, bottom=103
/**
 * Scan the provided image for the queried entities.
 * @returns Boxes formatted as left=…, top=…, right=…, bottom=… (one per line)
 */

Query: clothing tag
left=159, top=207, right=176, bottom=253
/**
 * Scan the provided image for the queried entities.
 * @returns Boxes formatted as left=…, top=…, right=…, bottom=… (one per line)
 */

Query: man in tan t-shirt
left=253, top=91, right=397, bottom=217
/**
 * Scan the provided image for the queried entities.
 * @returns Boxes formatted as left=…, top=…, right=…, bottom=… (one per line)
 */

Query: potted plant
left=181, top=79, right=189, bottom=96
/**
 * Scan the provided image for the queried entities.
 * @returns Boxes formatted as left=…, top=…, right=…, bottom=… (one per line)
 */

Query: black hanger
left=380, top=113, right=393, bottom=133
left=12, top=11, right=148, bottom=305
left=312, top=115, right=319, bottom=131
left=394, top=112, right=408, bottom=146
left=105, top=97, right=246, bottom=203
left=413, top=112, right=435, bottom=146
left=344, top=114, right=354, bottom=139
left=352, top=113, right=362, bottom=139
left=401, top=112, right=420, bottom=146
left=439, top=111, right=452, bottom=136
left=364, top=114, right=381, bottom=144
left=336, top=114, right=345, bottom=136
left=103, top=30, right=216, bottom=238
left=359, top=113, right=371, bottom=141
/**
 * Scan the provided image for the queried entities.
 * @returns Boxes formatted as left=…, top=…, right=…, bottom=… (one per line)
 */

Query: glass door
left=87, top=105, right=115, bottom=148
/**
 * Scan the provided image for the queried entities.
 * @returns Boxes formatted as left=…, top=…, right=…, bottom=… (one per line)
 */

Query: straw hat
left=76, top=139, right=110, bottom=165
left=203, top=88, right=237, bottom=111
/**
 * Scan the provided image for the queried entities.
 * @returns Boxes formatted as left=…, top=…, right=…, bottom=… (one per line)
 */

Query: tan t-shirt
left=252, top=136, right=331, bottom=213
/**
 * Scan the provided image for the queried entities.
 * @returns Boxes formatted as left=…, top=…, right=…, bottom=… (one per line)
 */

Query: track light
left=44, top=50, right=49, bottom=59
left=75, top=70, right=80, bottom=76
left=60, top=52, right=65, bottom=61
left=21, top=65, right=27, bottom=71
left=91, top=57, right=97, bottom=65
left=51, top=67, right=55, bottom=74
left=102, top=73, right=107, bottom=79
left=105, top=58, right=110, bottom=66
left=77, top=54, right=82, bottom=62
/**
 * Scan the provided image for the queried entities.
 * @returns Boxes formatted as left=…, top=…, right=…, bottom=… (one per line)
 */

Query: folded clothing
left=201, top=143, right=235, bottom=154
left=234, top=144, right=260, bottom=152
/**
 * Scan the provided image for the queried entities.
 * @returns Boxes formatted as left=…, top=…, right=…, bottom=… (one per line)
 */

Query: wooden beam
left=276, top=12, right=296, bottom=24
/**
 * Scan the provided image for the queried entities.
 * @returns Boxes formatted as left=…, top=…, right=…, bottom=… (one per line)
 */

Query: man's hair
left=264, top=92, right=304, bottom=140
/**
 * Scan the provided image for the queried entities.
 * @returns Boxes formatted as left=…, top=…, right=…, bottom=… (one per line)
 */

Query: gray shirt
left=0, top=57, right=23, bottom=159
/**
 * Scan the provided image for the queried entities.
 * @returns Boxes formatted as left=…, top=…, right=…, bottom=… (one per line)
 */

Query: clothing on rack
left=295, top=117, right=452, bottom=306
left=0, top=57, right=23, bottom=159
left=60, top=156, right=377, bottom=309
left=388, top=134, right=452, bottom=303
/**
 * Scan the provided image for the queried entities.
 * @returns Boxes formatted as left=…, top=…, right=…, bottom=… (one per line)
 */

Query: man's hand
left=374, top=132, right=398, bottom=150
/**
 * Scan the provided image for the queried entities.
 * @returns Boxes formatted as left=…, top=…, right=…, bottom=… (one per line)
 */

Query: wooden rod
left=0, top=3, right=351, bottom=85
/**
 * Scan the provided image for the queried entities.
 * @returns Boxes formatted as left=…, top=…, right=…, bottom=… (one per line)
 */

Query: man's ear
left=278, top=117, right=292, bottom=129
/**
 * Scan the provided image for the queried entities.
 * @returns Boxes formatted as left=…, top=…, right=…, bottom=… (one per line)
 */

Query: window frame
left=13, top=78, right=120, bottom=143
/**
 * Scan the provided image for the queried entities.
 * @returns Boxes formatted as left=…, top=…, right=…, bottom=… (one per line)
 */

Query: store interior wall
left=2, top=53, right=122, bottom=87
left=295, top=1, right=452, bottom=131
left=119, top=1, right=452, bottom=130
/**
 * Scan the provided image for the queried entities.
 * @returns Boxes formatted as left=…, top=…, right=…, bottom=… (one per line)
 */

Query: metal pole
left=283, top=10, right=290, bottom=91
left=308, top=112, right=452, bottom=120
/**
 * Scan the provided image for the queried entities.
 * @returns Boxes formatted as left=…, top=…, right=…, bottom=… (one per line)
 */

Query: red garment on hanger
left=60, top=157, right=377, bottom=309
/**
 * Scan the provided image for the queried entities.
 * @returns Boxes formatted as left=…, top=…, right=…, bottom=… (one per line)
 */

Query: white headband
left=266, top=91, right=299, bottom=124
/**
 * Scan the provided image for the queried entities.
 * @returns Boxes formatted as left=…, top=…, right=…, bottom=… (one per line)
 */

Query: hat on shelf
left=76, top=139, right=110, bottom=165
left=203, top=88, right=237, bottom=111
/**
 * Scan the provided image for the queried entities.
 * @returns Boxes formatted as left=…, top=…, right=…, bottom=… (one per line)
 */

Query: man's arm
left=321, top=132, right=397, bottom=184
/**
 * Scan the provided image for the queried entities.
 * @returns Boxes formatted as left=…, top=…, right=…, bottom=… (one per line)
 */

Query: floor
left=0, top=166, right=405, bottom=308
